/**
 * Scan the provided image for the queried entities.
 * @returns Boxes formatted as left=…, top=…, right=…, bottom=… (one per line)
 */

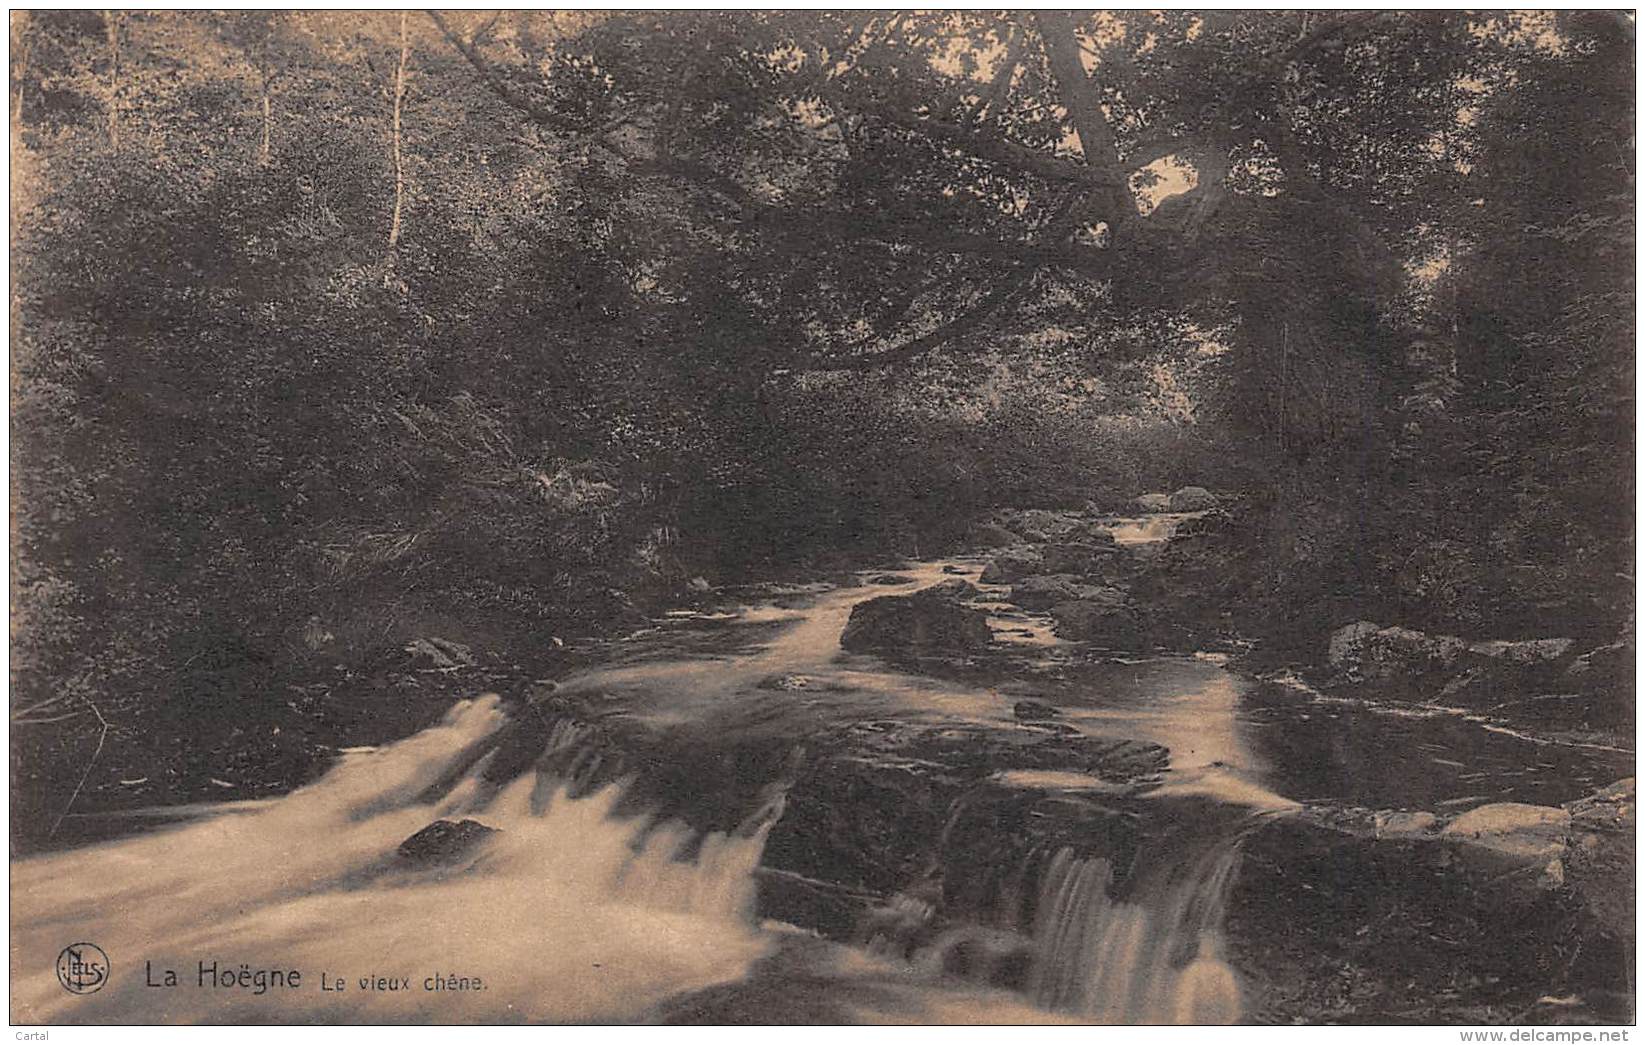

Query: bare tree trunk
left=104, top=11, right=121, bottom=148
left=13, top=14, right=30, bottom=126
left=259, top=71, right=272, bottom=165
left=1032, top=11, right=1134, bottom=228
left=386, top=10, right=410, bottom=257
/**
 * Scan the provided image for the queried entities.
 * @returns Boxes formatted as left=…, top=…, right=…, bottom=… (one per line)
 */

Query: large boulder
left=1326, top=621, right=1470, bottom=682
left=1327, top=621, right=1383, bottom=672
left=1048, top=598, right=1144, bottom=644
left=762, top=719, right=1168, bottom=897
left=1135, top=493, right=1172, bottom=513
left=1037, top=542, right=1113, bottom=575
left=1170, top=508, right=1234, bottom=540
left=1564, top=778, right=1635, bottom=931
left=997, top=509, right=1081, bottom=542
left=1167, top=486, right=1218, bottom=512
left=1230, top=797, right=1632, bottom=1024
left=1442, top=802, right=1571, bottom=864
left=979, top=549, right=1043, bottom=584
left=840, top=587, right=993, bottom=653
left=1008, top=574, right=1114, bottom=612
left=1328, top=621, right=1575, bottom=685
left=969, top=522, right=1021, bottom=549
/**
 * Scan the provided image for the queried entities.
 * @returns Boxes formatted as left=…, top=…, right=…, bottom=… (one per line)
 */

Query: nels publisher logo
left=56, top=942, right=110, bottom=995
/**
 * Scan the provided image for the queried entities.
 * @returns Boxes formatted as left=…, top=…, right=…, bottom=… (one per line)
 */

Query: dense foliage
left=10, top=11, right=1633, bottom=838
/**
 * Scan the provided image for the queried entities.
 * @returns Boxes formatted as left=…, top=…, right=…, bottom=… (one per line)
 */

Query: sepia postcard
left=8, top=8, right=1636, bottom=1031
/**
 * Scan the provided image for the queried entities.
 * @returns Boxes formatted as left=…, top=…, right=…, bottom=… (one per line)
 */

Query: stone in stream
left=979, top=549, right=1043, bottom=584
left=757, top=673, right=814, bottom=691
left=403, top=636, right=476, bottom=669
left=762, top=719, right=1169, bottom=896
left=1009, top=574, right=1120, bottom=612
left=839, top=586, right=993, bottom=653
left=1167, top=486, right=1218, bottom=512
left=1012, top=699, right=1061, bottom=722
left=1373, top=809, right=1440, bottom=839
left=1239, top=778, right=1634, bottom=1024
left=396, top=818, right=499, bottom=867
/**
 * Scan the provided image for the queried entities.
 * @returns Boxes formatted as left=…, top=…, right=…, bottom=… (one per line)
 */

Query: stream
left=11, top=515, right=1633, bottom=1024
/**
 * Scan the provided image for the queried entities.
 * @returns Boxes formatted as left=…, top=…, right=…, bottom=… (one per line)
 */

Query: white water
left=12, top=697, right=773, bottom=1024
left=12, top=693, right=1254, bottom=1025
left=1107, top=511, right=1203, bottom=546
left=15, top=538, right=1277, bottom=1025
left=1029, top=848, right=1243, bottom=1024
left=10, top=696, right=1092, bottom=1026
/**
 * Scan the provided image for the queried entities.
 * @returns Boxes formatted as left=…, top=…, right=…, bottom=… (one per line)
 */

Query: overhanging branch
left=788, top=267, right=1037, bottom=372
left=428, top=11, right=559, bottom=127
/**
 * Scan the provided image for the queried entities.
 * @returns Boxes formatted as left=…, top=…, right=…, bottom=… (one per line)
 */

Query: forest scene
left=8, top=9, right=1637, bottom=1027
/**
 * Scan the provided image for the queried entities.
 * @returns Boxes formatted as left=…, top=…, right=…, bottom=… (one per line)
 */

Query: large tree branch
left=437, top=7, right=1167, bottom=225
left=640, top=154, right=1118, bottom=273
left=1031, top=10, right=1138, bottom=227
left=786, top=267, right=1037, bottom=372
left=433, top=27, right=1124, bottom=276
left=429, top=7, right=1148, bottom=376
left=971, top=21, right=1022, bottom=124
left=428, top=11, right=560, bottom=127
left=832, top=95, right=1097, bottom=187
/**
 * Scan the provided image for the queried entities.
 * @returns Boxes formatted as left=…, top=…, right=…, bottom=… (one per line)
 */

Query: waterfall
left=11, top=696, right=775, bottom=1024
left=15, top=678, right=1259, bottom=1024
left=1107, top=512, right=1199, bottom=546
left=1028, top=845, right=1243, bottom=1024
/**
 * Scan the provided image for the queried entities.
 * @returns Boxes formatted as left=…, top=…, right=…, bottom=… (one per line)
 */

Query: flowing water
left=1029, top=847, right=1242, bottom=1024
left=11, top=515, right=1632, bottom=1024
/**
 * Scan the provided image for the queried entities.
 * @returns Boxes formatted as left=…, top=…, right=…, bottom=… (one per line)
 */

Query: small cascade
left=860, top=892, right=940, bottom=958
left=13, top=555, right=1301, bottom=1025
left=1027, top=845, right=1243, bottom=1024
left=10, top=697, right=776, bottom=1024
left=1106, top=512, right=1198, bottom=546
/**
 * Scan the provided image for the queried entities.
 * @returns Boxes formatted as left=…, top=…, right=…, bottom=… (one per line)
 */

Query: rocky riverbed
left=506, top=496, right=1635, bottom=1023
left=13, top=496, right=1634, bottom=1025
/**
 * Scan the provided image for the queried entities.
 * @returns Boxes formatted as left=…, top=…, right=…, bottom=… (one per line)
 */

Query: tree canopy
left=9, top=11, right=1634, bottom=830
